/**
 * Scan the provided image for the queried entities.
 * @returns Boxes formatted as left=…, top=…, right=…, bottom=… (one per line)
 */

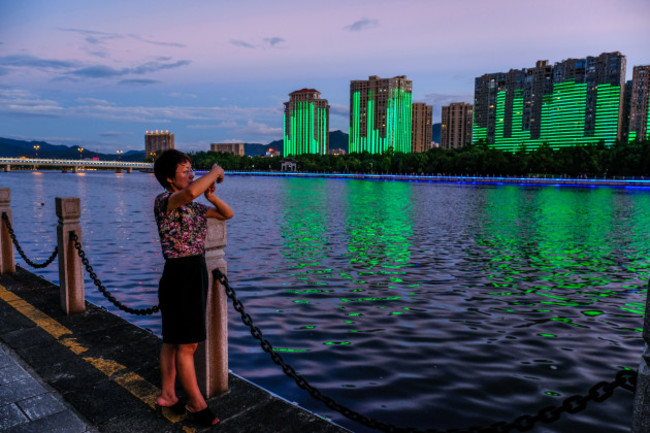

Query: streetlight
left=116, top=150, right=123, bottom=161
left=33, top=145, right=40, bottom=158
left=78, top=147, right=84, bottom=159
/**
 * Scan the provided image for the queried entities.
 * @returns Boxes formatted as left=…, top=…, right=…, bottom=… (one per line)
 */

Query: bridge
left=0, top=157, right=153, bottom=173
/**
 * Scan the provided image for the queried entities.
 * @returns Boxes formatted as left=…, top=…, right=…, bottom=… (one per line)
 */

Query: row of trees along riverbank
left=189, top=140, right=650, bottom=178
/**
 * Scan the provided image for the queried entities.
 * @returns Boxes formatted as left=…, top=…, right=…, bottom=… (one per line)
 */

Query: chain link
left=69, top=232, right=159, bottom=315
left=1, top=212, right=58, bottom=269
left=212, top=268, right=638, bottom=433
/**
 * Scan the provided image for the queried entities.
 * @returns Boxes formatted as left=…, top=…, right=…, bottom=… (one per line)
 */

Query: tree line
left=188, top=139, right=650, bottom=178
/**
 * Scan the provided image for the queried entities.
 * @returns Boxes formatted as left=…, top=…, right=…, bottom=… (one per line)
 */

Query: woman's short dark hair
left=154, top=149, right=190, bottom=189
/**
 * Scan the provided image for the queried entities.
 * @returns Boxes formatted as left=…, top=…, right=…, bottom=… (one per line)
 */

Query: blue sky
left=1, top=0, right=649, bottom=154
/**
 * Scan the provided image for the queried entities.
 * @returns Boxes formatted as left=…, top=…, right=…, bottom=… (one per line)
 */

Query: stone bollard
left=0, top=188, right=16, bottom=274
left=196, top=218, right=228, bottom=398
left=56, top=197, right=85, bottom=314
left=633, top=281, right=650, bottom=432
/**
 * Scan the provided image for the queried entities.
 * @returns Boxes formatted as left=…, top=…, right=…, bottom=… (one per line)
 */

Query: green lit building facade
left=472, top=52, right=626, bottom=151
left=349, top=75, right=413, bottom=154
left=283, top=89, right=329, bottom=156
left=628, top=65, right=650, bottom=142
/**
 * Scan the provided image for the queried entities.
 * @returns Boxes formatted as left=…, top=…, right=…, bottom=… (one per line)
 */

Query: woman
left=152, top=149, right=233, bottom=426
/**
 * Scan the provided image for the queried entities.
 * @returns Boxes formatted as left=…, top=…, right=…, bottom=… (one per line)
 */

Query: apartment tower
left=411, top=102, right=433, bottom=152
left=628, top=65, right=650, bottom=141
left=211, top=142, right=245, bottom=156
left=145, top=130, right=174, bottom=158
left=472, top=52, right=626, bottom=151
left=441, top=103, right=473, bottom=149
left=349, top=75, right=413, bottom=154
left=283, top=89, right=329, bottom=156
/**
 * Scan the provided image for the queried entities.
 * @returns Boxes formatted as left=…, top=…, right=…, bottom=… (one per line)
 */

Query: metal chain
left=69, top=232, right=159, bottom=316
left=212, top=268, right=638, bottom=433
left=1, top=212, right=58, bottom=269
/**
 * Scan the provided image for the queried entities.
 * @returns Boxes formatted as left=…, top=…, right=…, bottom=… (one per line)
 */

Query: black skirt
left=158, top=255, right=208, bottom=344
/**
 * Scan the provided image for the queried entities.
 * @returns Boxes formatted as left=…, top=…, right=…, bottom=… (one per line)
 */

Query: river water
left=1, top=170, right=647, bottom=432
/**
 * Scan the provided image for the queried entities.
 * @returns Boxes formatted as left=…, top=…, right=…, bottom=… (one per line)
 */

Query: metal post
left=196, top=218, right=228, bottom=398
left=633, top=280, right=650, bottom=432
left=55, top=197, right=85, bottom=314
left=0, top=188, right=16, bottom=274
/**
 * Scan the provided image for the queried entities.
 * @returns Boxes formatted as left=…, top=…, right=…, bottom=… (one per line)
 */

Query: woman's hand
left=211, top=163, right=225, bottom=184
left=204, top=182, right=216, bottom=200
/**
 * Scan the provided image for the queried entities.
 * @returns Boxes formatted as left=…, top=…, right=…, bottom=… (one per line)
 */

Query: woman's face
left=168, top=161, right=194, bottom=191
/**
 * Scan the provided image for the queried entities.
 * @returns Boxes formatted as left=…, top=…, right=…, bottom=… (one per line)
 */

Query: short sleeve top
left=154, top=191, right=209, bottom=259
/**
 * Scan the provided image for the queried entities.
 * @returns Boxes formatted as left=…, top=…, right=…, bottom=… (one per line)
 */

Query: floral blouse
left=154, top=191, right=208, bottom=259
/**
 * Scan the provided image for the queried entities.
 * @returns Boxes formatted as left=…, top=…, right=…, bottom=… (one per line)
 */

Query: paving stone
left=210, top=373, right=273, bottom=423
left=0, top=364, right=46, bottom=405
left=0, top=302, right=35, bottom=336
left=1, top=327, right=48, bottom=351
left=5, top=409, right=88, bottom=433
left=0, top=403, right=29, bottom=430
left=62, top=379, right=149, bottom=425
left=16, top=392, right=66, bottom=421
left=0, top=348, right=13, bottom=368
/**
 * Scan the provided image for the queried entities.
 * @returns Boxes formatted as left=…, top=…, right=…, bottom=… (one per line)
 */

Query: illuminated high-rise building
left=283, top=89, right=329, bottom=156
left=411, top=102, right=433, bottom=152
left=628, top=65, right=650, bottom=141
left=349, top=75, right=413, bottom=154
left=441, top=103, right=473, bottom=149
left=472, top=52, right=626, bottom=151
left=145, top=130, right=174, bottom=158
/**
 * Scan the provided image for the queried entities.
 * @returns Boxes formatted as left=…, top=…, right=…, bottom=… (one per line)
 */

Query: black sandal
left=187, top=406, right=220, bottom=426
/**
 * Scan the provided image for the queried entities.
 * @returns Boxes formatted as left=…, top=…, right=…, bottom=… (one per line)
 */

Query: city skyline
left=1, top=0, right=648, bottom=153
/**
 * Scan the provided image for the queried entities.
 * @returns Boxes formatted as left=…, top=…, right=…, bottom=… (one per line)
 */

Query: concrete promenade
left=0, top=267, right=350, bottom=433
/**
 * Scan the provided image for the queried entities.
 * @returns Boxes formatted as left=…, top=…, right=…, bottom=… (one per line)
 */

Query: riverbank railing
left=0, top=187, right=228, bottom=398
left=0, top=186, right=644, bottom=432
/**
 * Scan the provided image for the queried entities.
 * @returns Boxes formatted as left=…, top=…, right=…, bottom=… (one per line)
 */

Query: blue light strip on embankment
left=195, top=171, right=650, bottom=189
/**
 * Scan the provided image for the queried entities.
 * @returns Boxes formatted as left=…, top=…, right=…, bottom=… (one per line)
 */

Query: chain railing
left=213, top=268, right=638, bottom=433
left=1, top=212, right=58, bottom=269
left=1, top=207, right=640, bottom=431
left=69, top=232, right=159, bottom=316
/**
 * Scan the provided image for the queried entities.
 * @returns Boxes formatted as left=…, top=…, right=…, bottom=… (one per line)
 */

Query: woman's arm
left=167, top=163, right=224, bottom=211
left=204, top=183, right=234, bottom=220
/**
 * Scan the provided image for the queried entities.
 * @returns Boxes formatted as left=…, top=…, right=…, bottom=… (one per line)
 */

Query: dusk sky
left=1, top=0, right=649, bottom=154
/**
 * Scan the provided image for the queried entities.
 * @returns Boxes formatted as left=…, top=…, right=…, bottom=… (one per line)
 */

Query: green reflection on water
left=345, top=181, right=413, bottom=272
left=475, top=185, right=650, bottom=325
left=280, top=178, right=332, bottom=284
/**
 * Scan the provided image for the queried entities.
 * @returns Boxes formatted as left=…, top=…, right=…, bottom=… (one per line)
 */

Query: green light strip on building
left=284, top=100, right=327, bottom=156
left=594, top=84, right=620, bottom=144
left=473, top=81, right=622, bottom=151
left=349, top=86, right=412, bottom=154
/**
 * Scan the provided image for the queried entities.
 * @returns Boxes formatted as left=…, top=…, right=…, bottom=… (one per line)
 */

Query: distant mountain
left=1, top=127, right=440, bottom=161
left=0, top=137, right=146, bottom=161
left=432, top=123, right=441, bottom=144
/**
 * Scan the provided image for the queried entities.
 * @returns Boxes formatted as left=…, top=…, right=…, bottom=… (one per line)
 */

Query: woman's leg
left=157, top=343, right=179, bottom=406
left=175, top=343, right=207, bottom=410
